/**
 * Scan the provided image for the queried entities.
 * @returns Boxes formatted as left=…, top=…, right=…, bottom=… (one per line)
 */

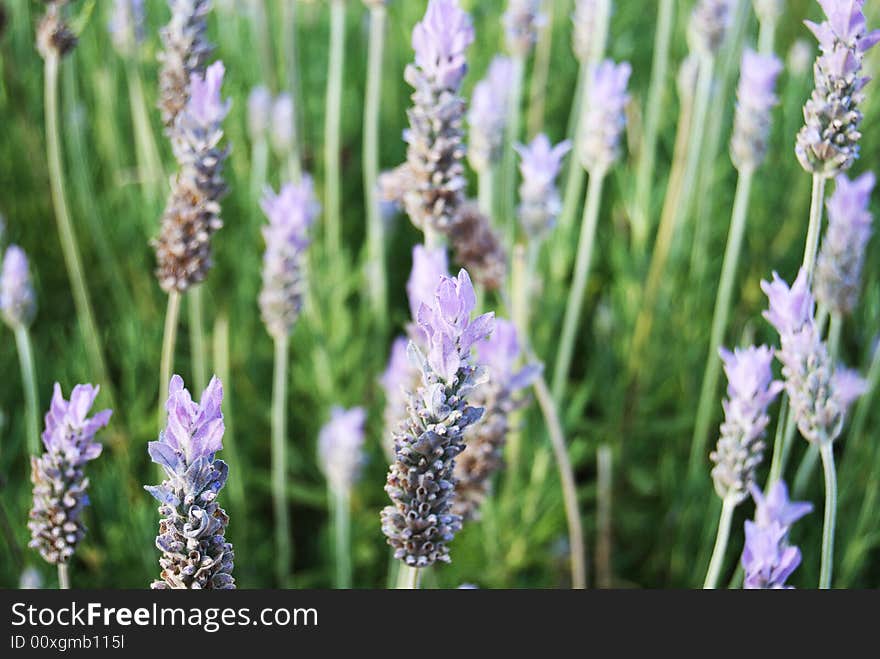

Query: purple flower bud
left=259, top=177, right=320, bottom=339
left=247, top=85, right=273, bottom=142
left=815, top=171, right=875, bottom=315
left=468, top=56, right=515, bottom=173
left=742, top=520, right=802, bottom=589
left=710, top=345, right=783, bottom=500
left=580, top=59, right=630, bottom=173
left=516, top=134, right=572, bottom=240
left=109, top=0, right=145, bottom=57
left=318, top=406, right=367, bottom=496
left=730, top=49, right=782, bottom=170
left=503, top=0, right=544, bottom=56
left=750, top=481, right=813, bottom=529
left=406, top=245, right=449, bottom=321
left=412, top=0, right=474, bottom=91
left=29, top=384, right=111, bottom=566
left=270, top=93, right=295, bottom=156
left=1, top=245, right=36, bottom=329
left=760, top=269, right=814, bottom=336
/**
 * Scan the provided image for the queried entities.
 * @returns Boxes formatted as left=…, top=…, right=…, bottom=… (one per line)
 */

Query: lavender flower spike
left=259, top=177, right=320, bottom=339
left=109, top=0, right=145, bottom=57
left=1, top=245, right=36, bottom=330
left=454, top=319, right=540, bottom=521
left=730, top=49, right=782, bottom=172
left=762, top=268, right=866, bottom=443
left=468, top=56, right=514, bottom=175
left=319, top=407, right=368, bottom=496
left=710, top=345, right=783, bottom=502
left=516, top=134, right=572, bottom=241
left=28, top=384, right=111, bottom=565
left=402, top=0, right=474, bottom=234
left=688, top=0, right=734, bottom=58
left=146, top=374, right=234, bottom=589
left=381, top=269, right=494, bottom=567
left=579, top=60, right=631, bottom=174
left=796, top=0, right=880, bottom=175
left=157, top=0, right=212, bottom=128
left=815, top=171, right=875, bottom=315
left=503, top=0, right=544, bottom=56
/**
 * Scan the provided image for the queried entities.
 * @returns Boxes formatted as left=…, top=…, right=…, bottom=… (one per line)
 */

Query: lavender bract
left=751, top=481, right=814, bottom=529
left=28, top=384, right=111, bottom=565
left=516, top=134, right=572, bottom=240
left=318, top=407, right=367, bottom=497
left=1, top=245, right=36, bottom=330
left=815, top=172, right=875, bottom=315
left=381, top=269, right=494, bottom=567
left=468, top=56, right=514, bottom=174
left=710, top=345, right=783, bottom=502
left=796, top=0, right=880, bottom=175
left=259, top=177, right=320, bottom=340
left=730, top=49, right=782, bottom=171
left=579, top=60, right=630, bottom=174
left=146, top=375, right=234, bottom=589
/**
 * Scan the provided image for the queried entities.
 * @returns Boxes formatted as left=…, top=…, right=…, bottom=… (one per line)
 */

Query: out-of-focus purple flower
left=186, top=61, right=231, bottom=127
left=19, top=567, right=42, bottom=590
left=379, top=336, right=413, bottom=459
left=688, top=0, right=734, bottom=57
left=832, top=367, right=869, bottom=408
left=270, top=93, right=295, bottom=156
left=318, top=406, right=367, bottom=496
left=730, top=49, right=782, bottom=171
left=1, top=245, right=36, bottom=329
left=109, top=0, right=145, bottom=57
left=516, top=134, right=572, bottom=240
left=259, top=177, right=320, bottom=339
left=247, top=85, right=272, bottom=142
left=742, top=520, right=802, bottom=589
left=476, top=317, right=541, bottom=392
left=761, top=269, right=813, bottom=336
left=579, top=59, right=630, bottom=173
left=146, top=374, right=234, bottom=589
left=750, top=481, right=813, bottom=529
left=503, top=0, right=544, bottom=56
left=710, top=345, right=783, bottom=501
left=28, top=384, right=111, bottom=566
left=406, top=245, right=449, bottom=321
left=796, top=0, right=880, bottom=174
left=412, top=0, right=474, bottom=91
left=815, top=172, right=875, bottom=315
left=468, top=56, right=515, bottom=174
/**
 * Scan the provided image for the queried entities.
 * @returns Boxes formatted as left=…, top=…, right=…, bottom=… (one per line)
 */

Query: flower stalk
left=324, top=0, right=346, bottom=256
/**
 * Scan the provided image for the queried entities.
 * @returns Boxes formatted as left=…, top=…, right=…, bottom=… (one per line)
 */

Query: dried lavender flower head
left=109, top=0, right=145, bottom=57
left=516, top=134, right=572, bottom=240
left=247, top=85, right=272, bottom=143
left=158, top=0, right=212, bottom=128
left=580, top=59, right=631, bottom=174
left=259, top=177, right=320, bottom=340
left=28, top=384, right=111, bottom=566
left=687, top=0, right=734, bottom=58
left=815, top=171, right=875, bottom=315
left=146, top=374, right=234, bottom=589
left=796, top=0, right=880, bottom=175
left=36, top=1, right=77, bottom=59
left=381, top=269, right=494, bottom=567
left=412, top=0, right=474, bottom=91
left=319, top=406, right=368, bottom=496
left=1, top=245, right=36, bottom=329
left=407, top=244, right=450, bottom=321
left=270, top=92, right=295, bottom=156
left=448, top=202, right=508, bottom=292
left=730, top=49, right=782, bottom=171
left=710, top=345, right=783, bottom=502
left=468, top=56, right=515, bottom=174
left=503, top=0, right=544, bottom=56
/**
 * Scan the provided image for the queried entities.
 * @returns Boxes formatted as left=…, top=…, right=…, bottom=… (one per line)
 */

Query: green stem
left=757, top=18, right=776, bottom=55
left=396, top=565, right=421, bottom=590
left=478, top=166, right=495, bottom=225
left=250, top=139, right=268, bottom=203
left=58, top=563, right=69, bottom=590
left=766, top=396, right=790, bottom=486
left=803, top=175, right=827, bottom=283
left=525, top=0, right=555, bottom=139
left=126, top=62, right=164, bottom=203
left=188, top=286, right=208, bottom=394
left=595, top=444, right=613, bottom=589
left=553, top=169, right=606, bottom=403
left=44, top=52, right=111, bottom=396
left=363, top=5, right=387, bottom=330
left=502, top=55, right=525, bottom=244
left=333, top=488, right=351, bottom=589
left=688, top=169, right=754, bottom=478
left=250, top=0, right=276, bottom=90
left=14, top=326, right=40, bottom=456
left=819, top=440, right=837, bottom=589
left=158, top=291, right=181, bottom=430
left=703, top=495, right=736, bottom=589
left=632, top=0, right=675, bottom=251
left=324, top=0, right=345, bottom=256
left=272, top=336, right=291, bottom=587
left=847, top=341, right=880, bottom=454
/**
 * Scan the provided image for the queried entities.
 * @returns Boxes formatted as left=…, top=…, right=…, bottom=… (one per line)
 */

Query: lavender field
left=0, top=0, right=879, bottom=590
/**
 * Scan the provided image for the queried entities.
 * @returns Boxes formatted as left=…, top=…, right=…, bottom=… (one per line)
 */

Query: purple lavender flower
left=815, top=172, right=875, bottom=315
left=402, top=0, right=474, bottom=234
left=796, top=0, right=880, bottom=174
left=579, top=59, right=631, bottom=173
left=28, top=384, right=111, bottom=566
left=109, top=0, right=145, bottom=57
left=503, top=0, right=544, bottom=56
left=516, top=134, right=572, bottom=240
left=730, top=49, right=783, bottom=171
left=750, top=481, right=813, bottom=529
left=1, top=245, right=36, bottom=329
left=158, top=0, right=212, bottom=128
left=454, top=318, right=540, bottom=520
left=710, top=345, right=783, bottom=501
left=762, top=268, right=866, bottom=443
left=146, top=375, right=234, bottom=589
left=270, top=93, right=295, bottom=157
left=688, top=0, right=734, bottom=57
left=468, top=56, right=515, bottom=174
left=381, top=269, right=494, bottom=567
left=247, top=86, right=272, bottom=143
left=259, top=177, right=320, bottom=340
left=407, top=245, right=450, bottom=321
left=318, top=407, right=367, bottom=496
